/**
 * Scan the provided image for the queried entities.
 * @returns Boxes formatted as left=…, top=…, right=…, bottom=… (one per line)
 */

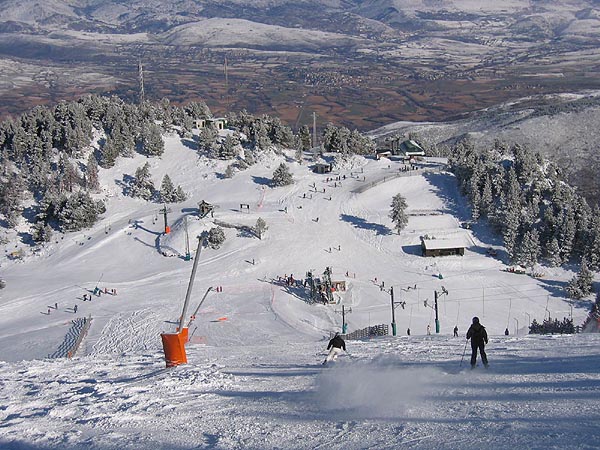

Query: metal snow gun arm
left=161, top=237, right=206, bottom=367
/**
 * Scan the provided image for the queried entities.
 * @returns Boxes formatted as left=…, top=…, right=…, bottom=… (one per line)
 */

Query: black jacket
left=466, top=323, right=488, bottom=344
left=327, top=335, right=346, bottom=351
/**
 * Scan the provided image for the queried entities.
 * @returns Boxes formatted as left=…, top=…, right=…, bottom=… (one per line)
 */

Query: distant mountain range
left=0, top=0, right=599, bottom=128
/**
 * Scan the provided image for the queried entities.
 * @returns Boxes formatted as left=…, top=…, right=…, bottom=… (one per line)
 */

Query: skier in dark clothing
left=453, top=325, right=459, bottom=337
left=466, top=317, right=488, bottom=369
left=323, top=332, right=346, bottom=365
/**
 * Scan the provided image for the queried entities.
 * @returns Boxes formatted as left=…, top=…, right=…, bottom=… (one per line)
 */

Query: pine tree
left=175, top=185, right=187, bottom=202
left=255, top=217, right=268, bottom=240
left=32, top=221, right=53, bottom=243
left=130, top=162, right=155, bottom=200
left=207, top=226, right=226, bottom=249
left=58, top=154, right=78, bottom=193
left=253, top=121, right=271, bottom=151
left=272, top=163, right=293, bottom=186
left=56, top=191, right=106, bottom=231
left=546, top=237, right=563, bottom=267
left=566, top=258, right=594, bottom=299
left=298, top=125, right=312, bottom=150
left=294, top=140, right=303, bottom=164
left=141, top=122, right=164, bottom=157
left=0, top=173, right=25, bottom=226
left=86, top=153, right=100, bottom=191
left=502, top=207, right=520, bottom=262
left=585, top=208, right=600, bottom=270
left=389, top=193, right=409, bottom=233
left=99, top=134, right=120, bottom=168
left=159, top=174, right=176, bottom=203
left=198, top=124, right=219, bottom=158
left=480, top=175, right=493, bottom=217
left=224, top=164, right=235, bottom=178
left=517, top=229, right=540, bottom=268
left=577, top=257, right=594, bottom=297
left=219, top=134, right=238, bottom=159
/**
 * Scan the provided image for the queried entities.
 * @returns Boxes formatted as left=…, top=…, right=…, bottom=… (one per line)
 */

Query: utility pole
left=434, top=290, right=439, bottom=334
left=335, top=305, right=352, bottom=334
left=391, top=286, right=396, bottom=336
left=159, top=204, right=172, bottom=234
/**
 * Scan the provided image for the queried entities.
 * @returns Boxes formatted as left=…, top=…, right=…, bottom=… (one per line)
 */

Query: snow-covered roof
left=421, top=238, right=467, bottom=250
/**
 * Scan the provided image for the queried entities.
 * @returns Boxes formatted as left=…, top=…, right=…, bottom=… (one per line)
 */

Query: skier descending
left=323, top=332, right=346, bottom=365
left=466, top=317, right=489, bottom=369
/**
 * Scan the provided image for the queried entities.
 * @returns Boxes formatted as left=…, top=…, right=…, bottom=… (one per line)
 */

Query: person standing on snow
left=466, top=317, right=488, bottom=369
left=323, top=332, right=346, bottom=365
left=453, top=325, right=459, bottom=337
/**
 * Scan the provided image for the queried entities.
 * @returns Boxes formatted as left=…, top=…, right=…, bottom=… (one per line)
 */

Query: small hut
left=421, top=238, right=466, bottom=257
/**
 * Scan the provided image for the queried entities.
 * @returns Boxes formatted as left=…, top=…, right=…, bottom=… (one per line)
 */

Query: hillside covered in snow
left=1, top=120, right=599, bottom=448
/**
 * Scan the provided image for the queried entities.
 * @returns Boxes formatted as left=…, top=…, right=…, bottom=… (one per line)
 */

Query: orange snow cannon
left=161, top=332, right=187, bottom=367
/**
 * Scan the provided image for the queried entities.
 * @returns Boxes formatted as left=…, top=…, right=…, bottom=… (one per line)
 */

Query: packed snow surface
left=0, top=135, right=598, bottom=448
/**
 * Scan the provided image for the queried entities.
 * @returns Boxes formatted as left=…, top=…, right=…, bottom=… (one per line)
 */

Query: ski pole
left=460, top=339, right=468, bottom=367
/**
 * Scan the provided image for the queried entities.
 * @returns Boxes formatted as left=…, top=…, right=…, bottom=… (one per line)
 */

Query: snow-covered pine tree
left=32, top=221, right=53, bottom=244
left=253, top=121, right=271, bottom=151
left=0, top=173, right=25, bottom=227
left=198, top=123, right=219, bottom=158
left=480, top=174, right=493, bottom=217
left=254, top=217, right=268, bottom=240
left=566, top=257, right=594, bottom=299
left=207, top=226, right=225, bottom=249
left=159, top=174, right=176, bottom=203
left=272, top=163, right=293, bottom=187
left=517, top=229, right=540, bottom=268
left=577, top=257, right=594, bottom=297
left=141, top=122, right=164, bottom=157
left=219, top=134, right=238, bottom=159
left=130, top=162, right=155, bottom=200
left=585, top=207, right=600, bottom=270
left=175, top=185, right=187, bottom=202
left=269, top=117, right=294, bottom=148
left=56, top=191, right=106, bottom=231
left=294, top=139, right=303, bottom=164
left=86, top=153, right=100, bottom=192
left=389, top=193, right=409, bottom=233
left=58, top=154, right=78, bottom=193
left=99, top=134, right=120, bottom=168
left=545, top=237, right=563, bottom=267
left=298, top=125, right=311, bottom=150
left=224, top=165, right=235, bottom=179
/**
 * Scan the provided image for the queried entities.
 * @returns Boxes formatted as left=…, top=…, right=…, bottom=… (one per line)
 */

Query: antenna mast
left=138, top=61, right=145, bottom=104
left=312, top=111, right=317, bottom=148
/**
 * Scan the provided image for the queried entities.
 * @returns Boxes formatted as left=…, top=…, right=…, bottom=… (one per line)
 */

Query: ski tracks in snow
left=91, top=309, right=163, bottom=355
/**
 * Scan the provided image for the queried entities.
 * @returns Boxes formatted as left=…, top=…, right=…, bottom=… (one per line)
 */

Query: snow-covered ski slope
left=0, top=134, right=598, bottom=449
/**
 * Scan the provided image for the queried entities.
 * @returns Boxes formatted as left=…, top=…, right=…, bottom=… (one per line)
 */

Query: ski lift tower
left=159, top=204, right=172, bottom=234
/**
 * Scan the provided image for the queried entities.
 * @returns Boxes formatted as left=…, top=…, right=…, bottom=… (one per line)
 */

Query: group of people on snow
left=323, top=316, right=490, bottom=369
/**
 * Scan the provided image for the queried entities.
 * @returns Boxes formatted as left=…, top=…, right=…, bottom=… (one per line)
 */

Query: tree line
left=0, top=95, right=373, bottom=244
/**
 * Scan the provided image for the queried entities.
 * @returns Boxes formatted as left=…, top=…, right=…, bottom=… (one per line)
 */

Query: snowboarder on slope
left=466, top=317, right=488, bottom=369
left=323, top=332, right=346, bottom=365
